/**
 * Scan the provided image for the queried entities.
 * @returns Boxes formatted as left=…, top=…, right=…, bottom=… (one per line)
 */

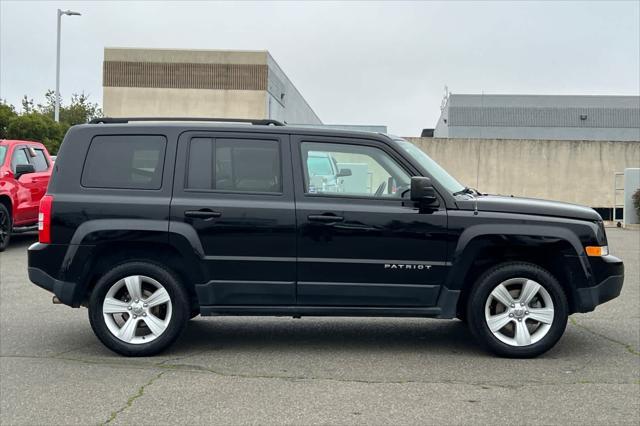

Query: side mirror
left=336, top=168, right=352, bottom=178
left=410, top=176, right=439, bottom=205
left=15, top=163, right=35, bottom=179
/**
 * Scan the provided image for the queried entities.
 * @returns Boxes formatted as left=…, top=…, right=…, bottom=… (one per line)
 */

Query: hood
left=456, top=195, right=601, bottom=221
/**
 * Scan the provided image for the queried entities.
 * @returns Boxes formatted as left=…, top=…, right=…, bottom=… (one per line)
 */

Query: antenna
left=440, top=85, right=450, bottom=111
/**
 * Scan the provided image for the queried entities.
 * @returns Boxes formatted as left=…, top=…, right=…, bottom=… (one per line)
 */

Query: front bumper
left=574, top=255, right=624, bottom=313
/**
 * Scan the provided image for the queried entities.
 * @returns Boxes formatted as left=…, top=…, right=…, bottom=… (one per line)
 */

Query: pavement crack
left=102, top=371, right=165, bottom=425
left=570, top=317, right=640, bottom=356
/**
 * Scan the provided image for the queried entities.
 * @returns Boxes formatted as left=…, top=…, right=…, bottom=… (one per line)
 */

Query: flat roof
left=104, top=47, right=269, bottom=65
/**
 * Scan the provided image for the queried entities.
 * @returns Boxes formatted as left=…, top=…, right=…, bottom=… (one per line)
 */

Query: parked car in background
left=306, top=151, right=351, bottom=193
left=0, top=139, right=53, bottom=251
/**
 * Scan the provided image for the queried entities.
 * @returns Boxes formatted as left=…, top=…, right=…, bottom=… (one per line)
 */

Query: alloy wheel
left=484, top=278, right=555, bottom=347
left=102, top=275, right=173, bottom=344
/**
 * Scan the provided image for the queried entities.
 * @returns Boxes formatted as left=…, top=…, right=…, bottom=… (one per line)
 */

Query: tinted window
left=307, top=154, right=335, bottom=176
left=31, top=149, right=49, bottom=172
left=81, top=135, right=166, bottom=189
left=11, top=148, right=29, bottom=172
left=301, top=142, right=410, bottom=198
left=0, top=145, right=7, bottom=165
left=186, top=138, right=282, bottom=193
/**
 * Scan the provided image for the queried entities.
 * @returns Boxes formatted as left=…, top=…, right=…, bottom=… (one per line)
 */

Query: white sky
left=1, top=0, right=639, bottom=136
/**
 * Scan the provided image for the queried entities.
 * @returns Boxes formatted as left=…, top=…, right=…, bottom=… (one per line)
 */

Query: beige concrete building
left=102, top=48, right=322, bottom=124
left=407, top=137, right=640, bottom=218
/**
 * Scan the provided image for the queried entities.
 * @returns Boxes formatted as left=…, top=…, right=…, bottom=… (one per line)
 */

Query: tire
left=466, top=262, right=568, bottom=358
left=88, top=261, right=190, bottom=356
left=0, top=203, right=11, bottom=252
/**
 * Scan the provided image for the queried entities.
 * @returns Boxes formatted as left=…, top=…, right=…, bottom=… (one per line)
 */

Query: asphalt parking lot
left=0, top=229, right=638, bottom=425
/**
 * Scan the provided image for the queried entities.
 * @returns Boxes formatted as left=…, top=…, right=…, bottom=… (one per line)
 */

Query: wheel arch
left=448, top=224, right=591, bottom=316
left=0, top=194, right=13, bottom=216
left=77, top=239, right=204, bottom=308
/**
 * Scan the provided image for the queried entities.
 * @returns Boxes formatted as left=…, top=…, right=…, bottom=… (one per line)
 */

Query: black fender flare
left=62, top=219, right=207, bottom=301
left=446, top=223, right=592, bottom=292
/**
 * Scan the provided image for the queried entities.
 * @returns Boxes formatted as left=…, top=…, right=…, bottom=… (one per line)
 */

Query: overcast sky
left=1, top=0, right=639, bottom=136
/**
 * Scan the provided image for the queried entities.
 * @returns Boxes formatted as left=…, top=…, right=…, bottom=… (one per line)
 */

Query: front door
left=170, top=131, right=296, bottom=306
left=292, top=136, right=449, bottom=307
left=11, top=145, right=45, bottom=224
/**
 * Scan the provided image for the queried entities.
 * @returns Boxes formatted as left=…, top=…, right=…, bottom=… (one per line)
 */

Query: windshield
left=394, top=139, right=465, bottom=194
left=0, top=145, right=7, bottom=165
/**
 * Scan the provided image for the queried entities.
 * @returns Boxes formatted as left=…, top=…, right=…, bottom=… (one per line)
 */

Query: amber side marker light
left=585, top=246, right=609, bottom=257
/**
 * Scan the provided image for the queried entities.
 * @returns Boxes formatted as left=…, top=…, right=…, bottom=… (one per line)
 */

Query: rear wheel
left=88, top=261, right=190, bottom=356
left=0, top=203, right=11, bottom=252
left=467, top=262, right=568, bottom=358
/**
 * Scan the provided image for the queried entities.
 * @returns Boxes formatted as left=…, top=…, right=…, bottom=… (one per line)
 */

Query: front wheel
left=467, top=262, right=568, bottom=358
left=0, top=203, right=11, bottom=252
left=88, top=261, right=190, bottom=356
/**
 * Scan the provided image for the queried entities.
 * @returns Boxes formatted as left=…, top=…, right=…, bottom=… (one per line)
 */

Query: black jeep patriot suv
left=28, top=118, right=624, bottom=357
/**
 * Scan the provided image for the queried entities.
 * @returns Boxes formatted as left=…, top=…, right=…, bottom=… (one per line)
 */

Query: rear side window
left=31, top=148, right=49, bottom=172
left=81, top=135, right=166, bottom=189
left=186, top=138, right=282, bottom=193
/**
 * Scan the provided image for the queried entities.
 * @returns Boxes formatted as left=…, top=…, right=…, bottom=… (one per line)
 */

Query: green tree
left=2, top=91, right=102, bottom=154
left=0, top=101, right=18, bottom=139
left=37, top=90, right=102, bottom=125
left=6, top=113, right=66, bottom=154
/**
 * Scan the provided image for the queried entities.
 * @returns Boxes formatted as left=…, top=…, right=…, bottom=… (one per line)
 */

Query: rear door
left=26, top=145, right=51, bottom=206
left=170, top=131, right=296, bottom=306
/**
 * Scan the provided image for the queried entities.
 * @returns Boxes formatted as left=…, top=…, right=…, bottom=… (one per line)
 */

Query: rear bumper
left=28, top=266, right=79, bottom=306
left=574, top=255, right=624, bottom=313
left=28, top=242, right=83, bottom=307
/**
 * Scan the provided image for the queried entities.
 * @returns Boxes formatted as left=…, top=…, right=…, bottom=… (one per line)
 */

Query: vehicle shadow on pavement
left=169, top=317, right=485, bottom=355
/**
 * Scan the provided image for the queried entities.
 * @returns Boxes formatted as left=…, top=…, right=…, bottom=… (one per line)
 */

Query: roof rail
left=89, top=117, right=285, bottom=126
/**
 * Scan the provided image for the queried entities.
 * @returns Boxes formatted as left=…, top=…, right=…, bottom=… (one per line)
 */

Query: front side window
left=81, top=135, right=166, bottom=189
left=11, top=148, right=29, bottom=172
left=186, top=138, right=282, bottom=193
left=301, top=142, right=411, bottom=198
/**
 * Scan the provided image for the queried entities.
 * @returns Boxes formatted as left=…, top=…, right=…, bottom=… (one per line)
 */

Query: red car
left=0, top=139, right=53, bottom=251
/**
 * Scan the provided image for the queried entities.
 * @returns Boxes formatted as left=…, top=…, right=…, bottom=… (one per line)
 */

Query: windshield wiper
left=453, top=187, right=479, bottom=196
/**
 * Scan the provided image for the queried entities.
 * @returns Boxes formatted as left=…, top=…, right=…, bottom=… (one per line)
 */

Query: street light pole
left=55, top=9, right=81, bottom=122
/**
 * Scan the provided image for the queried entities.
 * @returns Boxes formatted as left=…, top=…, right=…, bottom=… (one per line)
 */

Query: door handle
left=184, top=209, right=222, bottom=219
left=308, top=214, right=344, bottom=223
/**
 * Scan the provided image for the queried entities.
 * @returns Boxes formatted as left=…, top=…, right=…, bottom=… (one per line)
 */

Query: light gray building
left=434, top=94, right=640, bottom=141
left=103, top=48, right=322, bottom=125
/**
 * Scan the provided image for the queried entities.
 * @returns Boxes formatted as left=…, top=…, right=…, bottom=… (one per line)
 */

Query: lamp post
left=55, top=9, right=81, bottom=122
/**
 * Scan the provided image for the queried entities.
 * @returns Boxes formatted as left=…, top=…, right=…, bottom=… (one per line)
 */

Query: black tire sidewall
left=88, top=261, right=189, bottom=356
left=0, top=203, right=11, bottom=251
left=467, top=262, right=569, bottom=358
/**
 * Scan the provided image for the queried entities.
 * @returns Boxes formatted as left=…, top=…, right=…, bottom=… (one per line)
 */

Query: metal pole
left=55, top=9, right=62, bottom=122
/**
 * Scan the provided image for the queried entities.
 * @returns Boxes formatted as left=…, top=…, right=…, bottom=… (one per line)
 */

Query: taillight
left=38, top=195, right=53, bottom=244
